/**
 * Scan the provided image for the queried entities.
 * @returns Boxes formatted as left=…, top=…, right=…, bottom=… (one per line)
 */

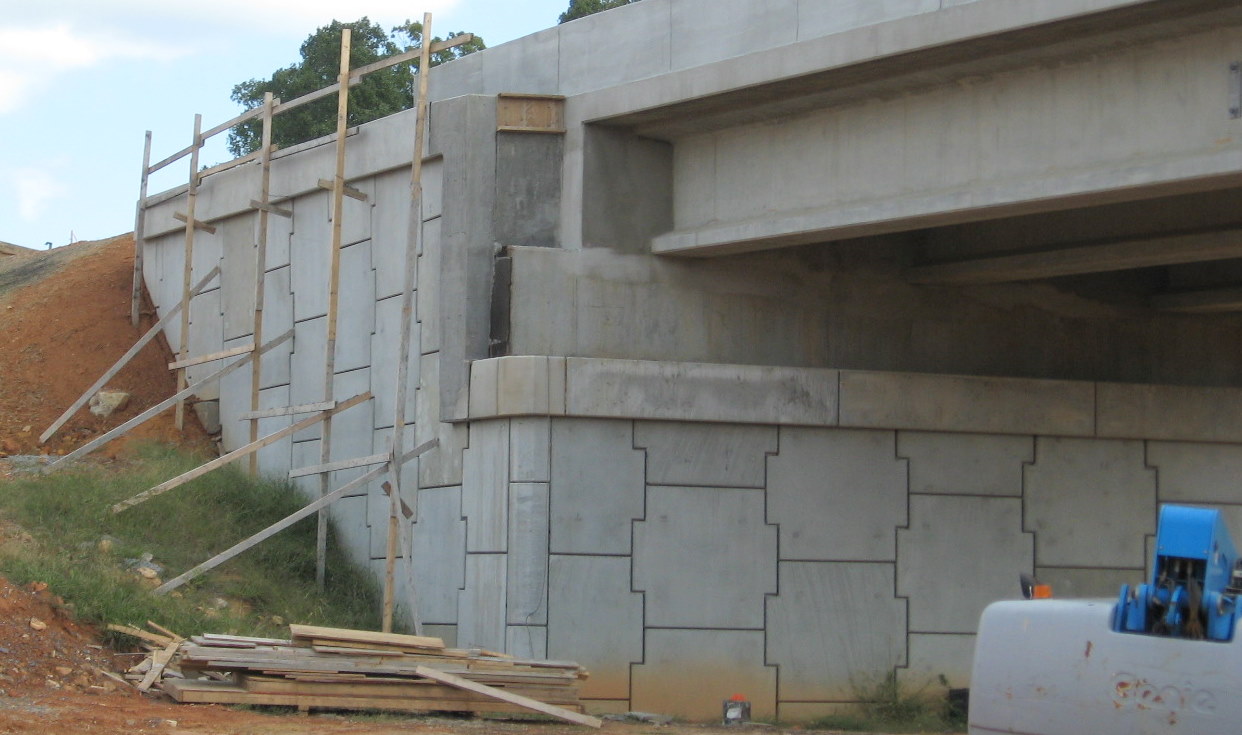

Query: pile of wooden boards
left=147, top=624, right=599, bottom=727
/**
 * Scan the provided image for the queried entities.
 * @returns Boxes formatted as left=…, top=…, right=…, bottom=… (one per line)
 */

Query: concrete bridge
left=139, top=0, right=1242, bottom=720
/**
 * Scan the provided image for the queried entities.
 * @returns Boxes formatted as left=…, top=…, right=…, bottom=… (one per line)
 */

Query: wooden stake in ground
left=316, top=28, right=353, bottom=591
left=131, top=130, right=152, bottom=327
left=175, top=114, right=204, bottom=432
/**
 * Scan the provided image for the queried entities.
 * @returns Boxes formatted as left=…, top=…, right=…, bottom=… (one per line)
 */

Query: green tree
left=558, top=0, right=641, bottom=24
left=228, top=18, right=484, bottom=157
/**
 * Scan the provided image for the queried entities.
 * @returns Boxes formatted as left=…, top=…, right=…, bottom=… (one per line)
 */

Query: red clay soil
left=0, top=234, right=214, bottom=458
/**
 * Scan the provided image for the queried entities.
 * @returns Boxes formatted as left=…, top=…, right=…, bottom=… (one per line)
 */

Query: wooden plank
left=147, top=621, right=184, bottom=641
left=288, top=452, right=389, bottom=479
left=906, top=227, right=1242, bottom=285
left=382, top=480, right=398, bottom=632
left=250, top=199, right=292, bottom=218
left=106, top=624, right=173, bottom=648
left=112, top=391, right=372, bottom=514
left=201, top=633, right=291, bottom=646
left=172, top=211, right=217, bottom=234
left=249, top=92, right=277, bottom=476
left=131, top=130, right=153, bottom=326
left=138, top=638, right=182, bottom=692
left=168, top=342, right=254, bottom=371
left=40, top=266, right=221, bottom=444
left=381, top=478, right=413, bottom=519
left=317, top=178, right=368, bottom=201
left=198, top=147, right=262, bottom=179
left=46, top=329, right=293, bottom=471
left=239, top=401, right=336, bottom=420
left=175, top=113, right=204, bottom=433
left=152, top=459, right=391, bottom=595
left=413, top=666, right=601, bottom=727
left=289, top=625, right=444, bottom=651
left=1153, top=286, right=1242, bottom=313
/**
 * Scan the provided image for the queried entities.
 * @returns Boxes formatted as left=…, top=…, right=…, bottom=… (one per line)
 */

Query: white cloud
left=12, top=165, right=69, bottom=221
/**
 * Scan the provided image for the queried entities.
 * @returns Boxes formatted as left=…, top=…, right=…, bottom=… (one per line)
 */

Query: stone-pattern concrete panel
left=258, top=265, right=293, bottom=389
left=635, top=422, right=777, bottom=489
left=219, top=216, right=258, bottom=341
left=633, top=486, right=776, bottom=629
left=1148, top=441, right=1242, bottom=504
left=408, top=485, right=465, bottom=624
left=461, top=420, right=509, bottom=553
left=1035, top=566, right=1145, bottom=599
left=632, top=629, right=775, bottom=721
left=1024, top=437, right=1155, bottom=568
left=768, top=428, right=907, bottom=561
left=898, top=431, right=1033, bottom=496
left=898, top=495, right=1032, bottom=633
left=255, top=385, right=293, bottom=478
left=333, top=241, right=374, bottom=374
left=416, top=217, right=442, bottom=354
left=507, top=482, right=549, bottom=626
left=767, top=561, right=906, bottom=701
left=369, top=294, right=419, bottom=429
left=290, top=190, right=331, bottom=322
left=510, top=418, right=551, bottom=483
left=369, top=168, right=413, bottom=300
left=548, top=555, right=643, bottom=700
left=186, top=288, right=224, bottom=394
left=549, top=419, right=645, bottom=555
left=506, top=626, right=547, bottom=661
left=327, top=368, right=373, bottom=491
left=415, top=352, right=467, bottom=489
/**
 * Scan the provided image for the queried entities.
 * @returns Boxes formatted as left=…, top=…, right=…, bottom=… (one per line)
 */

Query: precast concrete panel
left=899, top=633, right=975, bottom=691
left=461, top=419, right=509, bottom=553
left=191, top=227, right=223, bottom=283
left=479, top=29, right=561, bottom=96
left=1034, top=566, right=1145, bottom=599
left=633, top=486, right=776, bottom=629
left=422, top=159, right=442, bottom=222
left=328, top=367, right=373, bottom=491
left=218, top=335, right=253, bottom=451
left=339, top=178, right=373, bottom=247
left=258, top=265, right=293, bottom=389
left=219, top=216, right=258, bottom=341
left=290, top=439, right=321, bottom=499
left=415, top=352, right=467, bottom=489
left=670, top=0, right=795, bottom=70
left=898, top=431, right=1033, bottom=496
left=549, top=418, right=645, bottom=555
left=794, top=0, right=939, bottom=40
left=506, top=625, right=547, bottom=661
left=369, top=294, right=419, bottom=429
left=329, top=495, right=370, bottom=567
left=289, top=317, right=326, bottom=442
left=897, top=495, right=1032, bottom=633
left=1148, top=441, right=1242, bottom=504
left=1024, top=437, right=1155, bottom=568
left=255, top=385, right=293, bottom=478
left=634, top=421, right=776, bottom=489
left=333, top=241, right=374, bottom=373
left=458, top=553, right=506, bottom=651
left=547, top=555, right=643, bottom=700
left=509, top=418, right=551, bottom=483
left=556, top=0, right=671, bottom=97
left=632, top=629, right=776, bottom=721
left=186, top=288, right=224, bottom=396
left=290, top=190, right=331, bottom=322
left=766, top=561, right=907, bottom=701
left=416, top=217, right=441, bottom=354
left=767, top=427, right=908, bottom=561
left=406, top=485, right=465, bottom=624
left=507, top=482, right=549, bottom=626
left=369, top=169, right=413, bottom=300
left=672, top=136, right=717, bottom=232
left=264, top=201, right=294, bottom=271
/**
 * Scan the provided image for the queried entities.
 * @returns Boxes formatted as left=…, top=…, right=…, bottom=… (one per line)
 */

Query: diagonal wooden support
left=46, top=328, right=293, bottom=472
left=250, top=199, right=292, bottom=218
left=112, top=391, right=372, bottom=514
left=168, top=343, right=254, bottom=371
left=317, top=178, right=368, bottom=201
left=41, top=266, right=221, bottom=444
left=413, top=666, right=601, bottom=727
left=238, top=401, right=335, bottom=421
left=152, top=439, right=437, bottom=595
left=173, top=211, right=217, bottom=234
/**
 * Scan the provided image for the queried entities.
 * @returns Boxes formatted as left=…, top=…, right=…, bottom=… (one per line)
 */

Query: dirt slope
left=0, top=234, right=212, bottom=457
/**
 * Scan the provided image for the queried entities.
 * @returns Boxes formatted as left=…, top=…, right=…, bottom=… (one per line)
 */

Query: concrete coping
left=468, top=355, right=1242, bottom=443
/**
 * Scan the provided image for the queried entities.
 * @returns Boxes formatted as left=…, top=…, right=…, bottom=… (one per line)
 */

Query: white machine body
left=970, top=598, right=1242, bottom=734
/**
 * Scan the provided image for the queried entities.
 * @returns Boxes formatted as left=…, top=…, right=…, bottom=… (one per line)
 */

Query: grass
left=0, top=443, right=383, bottom=642
left=808, top=672, right=968, bottom=733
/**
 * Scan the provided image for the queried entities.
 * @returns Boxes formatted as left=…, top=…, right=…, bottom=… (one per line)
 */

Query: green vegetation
left=228, top=18, right=485, bottom=157
left=808, top=672, right=968, bottom=733
left=558, top=0, right=644, bottom=24
left=0, top=444, right=382, bottom=642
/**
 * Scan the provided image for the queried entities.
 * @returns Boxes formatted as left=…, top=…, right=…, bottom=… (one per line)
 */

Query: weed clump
left=809, top=672, right=967, bottom=733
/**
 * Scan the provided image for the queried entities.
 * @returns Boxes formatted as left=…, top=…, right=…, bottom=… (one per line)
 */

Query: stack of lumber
left=158, top=624, right=599, bottom=726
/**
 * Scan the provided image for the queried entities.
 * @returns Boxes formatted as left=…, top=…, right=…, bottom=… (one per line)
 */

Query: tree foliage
left=228, top=18, right=484, bottom=157
left=558, top=0, right=642, bottom=24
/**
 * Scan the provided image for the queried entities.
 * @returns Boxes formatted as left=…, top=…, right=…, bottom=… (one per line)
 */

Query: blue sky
left=0, top=0, right=569, bottom=249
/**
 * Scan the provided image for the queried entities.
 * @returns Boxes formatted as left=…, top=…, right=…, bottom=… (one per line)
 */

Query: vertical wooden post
left=249, top=92, right=276, bottom=476
left=382, top=478, right=399, bottom=633
left=176, top=114, right=204, bottom=432
left=131, top=131, right=153, bottom=327
left=317, top=28, right=352, bottom=589
left=384, top=11, right=435, bottom=636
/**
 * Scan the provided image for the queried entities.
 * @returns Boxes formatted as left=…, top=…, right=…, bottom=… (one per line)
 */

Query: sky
left=0, top=0, right=570, bottom=249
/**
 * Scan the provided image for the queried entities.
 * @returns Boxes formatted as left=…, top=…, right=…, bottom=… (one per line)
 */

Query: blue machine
left=1113, top=505, right=1241, bottom=642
